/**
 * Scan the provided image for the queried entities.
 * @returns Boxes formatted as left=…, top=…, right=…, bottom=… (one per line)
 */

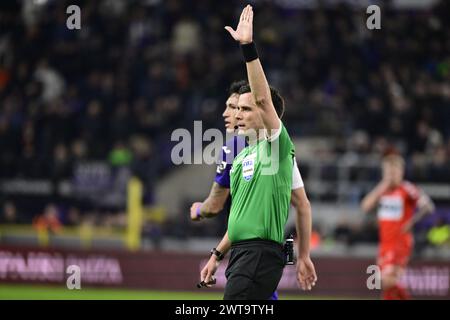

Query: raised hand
left=225, top=5, right=253, bottom=44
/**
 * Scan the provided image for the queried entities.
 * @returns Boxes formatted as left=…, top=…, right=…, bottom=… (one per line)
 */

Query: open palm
left=225, top=5, right=253, bottom=44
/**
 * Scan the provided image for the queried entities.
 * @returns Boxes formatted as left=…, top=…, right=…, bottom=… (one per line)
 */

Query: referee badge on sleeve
left=242, top=153, right=256, bottom=181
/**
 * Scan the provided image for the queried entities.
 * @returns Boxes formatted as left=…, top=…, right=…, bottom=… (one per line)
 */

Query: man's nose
left=235, top=109, right=242, bottom=119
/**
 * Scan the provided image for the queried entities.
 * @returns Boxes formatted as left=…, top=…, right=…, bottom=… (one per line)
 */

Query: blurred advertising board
left=0, top=245, right=448, bottom=299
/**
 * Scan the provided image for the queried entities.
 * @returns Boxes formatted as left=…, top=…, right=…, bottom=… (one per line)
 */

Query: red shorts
left=377, top=241, right=412, bottom=272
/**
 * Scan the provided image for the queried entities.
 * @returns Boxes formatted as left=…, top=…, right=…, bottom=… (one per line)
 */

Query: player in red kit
left=361, top=153, right=435, bottom=300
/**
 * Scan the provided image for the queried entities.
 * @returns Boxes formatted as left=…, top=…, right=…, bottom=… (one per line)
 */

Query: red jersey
left=377, top=181, right=420, bottom=247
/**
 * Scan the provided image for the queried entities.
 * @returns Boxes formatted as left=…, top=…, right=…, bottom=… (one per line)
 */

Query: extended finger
left=305, top=279, right=314, bottom=290
left=243, top=6, right=247, bottom=22
left=311, top=272, right=318, bottom=283
left=224, top=26, right=237, bottom=39
left=206, top=276, right=216, bottom=288
left=304, top=272, right=314, bottom=282
left=200, top=268, right=208, bottom=282
left=301, top=280, right=307, bottom=290
left=246, top=5, right=252, bottom=21
left=306, top=276, right=316, bottom=288
left=204, top=270, right=211, bottom=283
left=224, top=26, right=234, bottom=33
left=239, top=7, right=246, bottom=22
left=298, top=274, right=306, bottom=290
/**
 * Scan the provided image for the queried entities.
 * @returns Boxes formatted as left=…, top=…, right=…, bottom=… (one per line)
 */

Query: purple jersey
left=214, top=136, right=247, bottom=188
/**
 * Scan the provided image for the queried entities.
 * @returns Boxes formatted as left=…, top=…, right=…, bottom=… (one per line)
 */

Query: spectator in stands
left=32, top=204, right=62, bottom=234
left=0, top=0, right=448, bottom=184
left=0, top=0, right=449, bottom=242
left=0, top=201, right=22, bottom=224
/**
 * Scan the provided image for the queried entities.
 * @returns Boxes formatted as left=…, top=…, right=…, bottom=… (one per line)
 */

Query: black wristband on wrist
left=210, top=248, right=224, bottom=261
left=241, top=42, right=259, bottom=62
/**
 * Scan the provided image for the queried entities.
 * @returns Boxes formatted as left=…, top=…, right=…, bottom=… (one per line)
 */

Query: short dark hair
left=228, top=80, right=248, bottom=96
left=238, top=85, right=285, bottom=119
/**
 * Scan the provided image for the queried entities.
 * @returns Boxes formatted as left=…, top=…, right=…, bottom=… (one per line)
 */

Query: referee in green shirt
left=200, top=5, right=317, bottom=299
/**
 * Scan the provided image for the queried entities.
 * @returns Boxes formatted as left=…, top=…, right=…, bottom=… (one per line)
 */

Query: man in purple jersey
left=190, top=80, right=247, bottom=221
left=189, top=80, right=317, bottom=297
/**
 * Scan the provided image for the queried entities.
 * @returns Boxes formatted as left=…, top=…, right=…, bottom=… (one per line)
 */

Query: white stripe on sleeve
left=292, top=157, right=304, bottom=190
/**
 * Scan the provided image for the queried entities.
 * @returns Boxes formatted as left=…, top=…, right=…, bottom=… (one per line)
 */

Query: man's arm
left=291, top=187, right=317, bottom=290
left=403, top=191, right=435, bottom=233
left=190, top=182, right=230, bottom=221
left=225, top=5, right=279, bottom=131
left=291, top=188, right=311, bottom=258
left=361, top=180, right=390, bottom=213
left=200, top=231, right=232, bottom=286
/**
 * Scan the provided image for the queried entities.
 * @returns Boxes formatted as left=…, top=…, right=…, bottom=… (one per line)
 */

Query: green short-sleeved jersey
left=228, top=122, right=295, bottom=244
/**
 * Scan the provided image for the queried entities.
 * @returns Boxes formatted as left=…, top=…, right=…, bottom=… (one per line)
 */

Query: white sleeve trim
left=265, top=119, right=283, bottom=142
left=291, top=157, right=304, bottom=190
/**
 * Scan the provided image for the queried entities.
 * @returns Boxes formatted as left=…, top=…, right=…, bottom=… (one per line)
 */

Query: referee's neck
left=246, top=135, right=264, bottom=146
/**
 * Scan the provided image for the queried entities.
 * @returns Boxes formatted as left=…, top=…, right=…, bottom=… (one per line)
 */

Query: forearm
left=216, top=231, right=231, bottom=256
left=199, top=183, right=229, bottom=218
left=200, top=198, right=224, bottom=218
left=361, top=184, right=385, bottom=213
left=246, top=58, right=271, bottom=109
left=409, top=210, right=428, bottom=227
left=409, top=196, right=435, bottom=227
left=295, top=202, right=312, bottom=258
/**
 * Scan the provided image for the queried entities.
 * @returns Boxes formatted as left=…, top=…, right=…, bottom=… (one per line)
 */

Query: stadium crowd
left=0, top=0, right=449, bottom=244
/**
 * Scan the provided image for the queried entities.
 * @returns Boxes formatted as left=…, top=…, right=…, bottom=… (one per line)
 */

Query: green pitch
left=0, top=284, right=350, bottom=300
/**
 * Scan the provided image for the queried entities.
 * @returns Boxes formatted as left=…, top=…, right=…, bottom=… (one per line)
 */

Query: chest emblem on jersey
left=242, top=153, right=256, bottom=181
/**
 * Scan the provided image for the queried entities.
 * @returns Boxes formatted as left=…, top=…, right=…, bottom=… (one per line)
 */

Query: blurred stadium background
left=0, top=0, right=449, bottom=299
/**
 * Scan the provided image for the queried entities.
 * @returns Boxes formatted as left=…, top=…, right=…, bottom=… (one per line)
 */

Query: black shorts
left=224, top=239, right=285, bottom=300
